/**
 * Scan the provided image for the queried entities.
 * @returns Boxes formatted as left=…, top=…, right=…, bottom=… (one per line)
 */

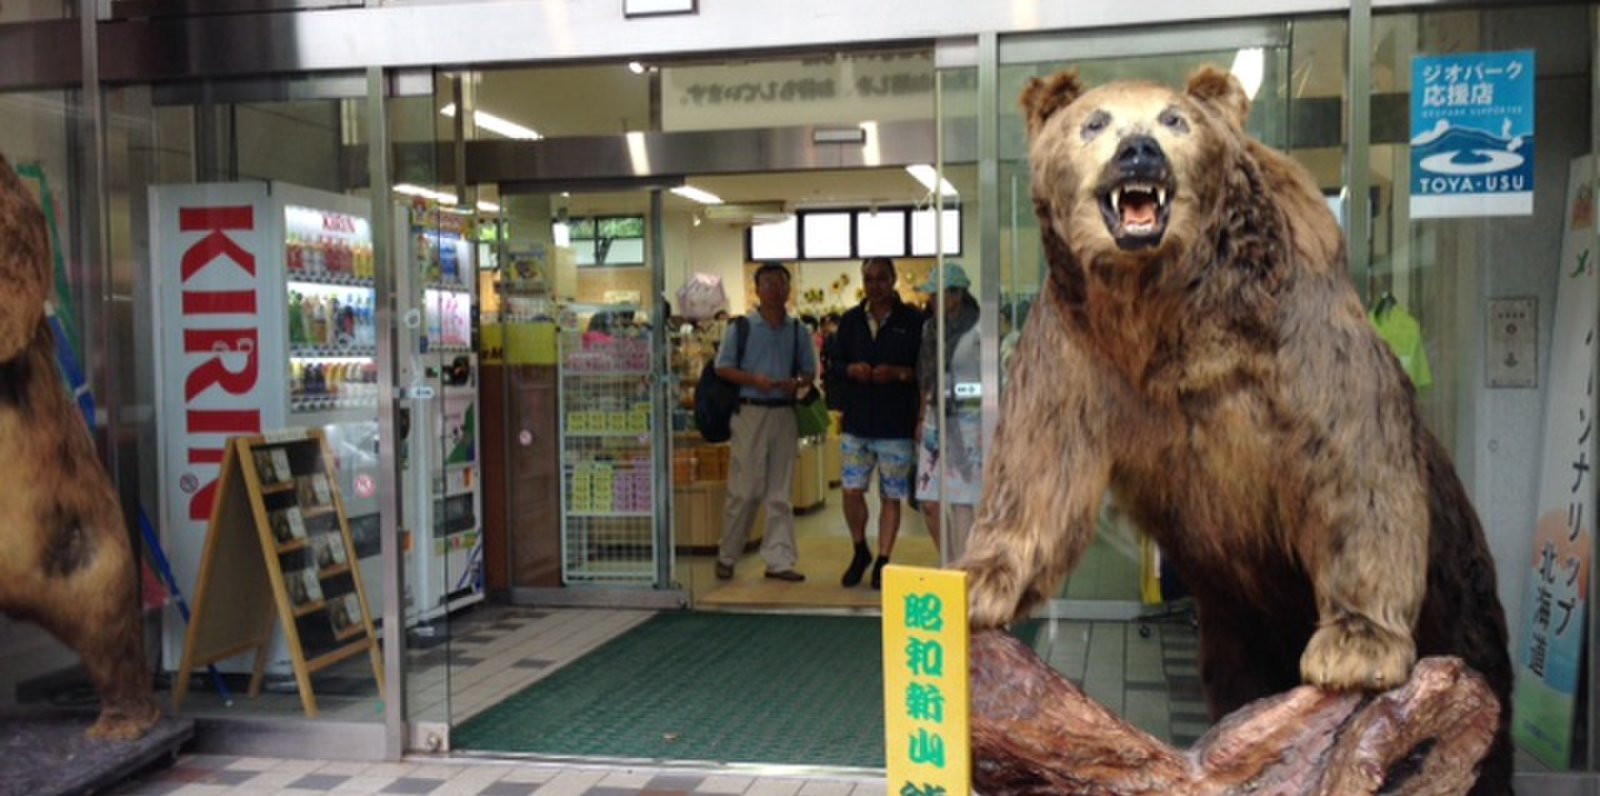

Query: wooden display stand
left=173, top=430, right=384, bottom=718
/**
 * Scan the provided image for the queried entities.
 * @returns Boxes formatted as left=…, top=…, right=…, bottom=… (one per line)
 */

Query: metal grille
left=558, top=308, right=657, bottom=584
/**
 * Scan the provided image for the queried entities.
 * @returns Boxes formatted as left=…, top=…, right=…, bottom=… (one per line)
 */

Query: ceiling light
left=393, top=183, right=459, bottom=205
left=439, top=103, right=542, bottom=140
left=905, top=164, right=958, bottom=198
left=473, top=110, right=542, bottom=140
left=477, top=201, right=501, bottom=213
left=628, top=61, right=647, bottom=75
left=670, top=185, right=724, bottom=205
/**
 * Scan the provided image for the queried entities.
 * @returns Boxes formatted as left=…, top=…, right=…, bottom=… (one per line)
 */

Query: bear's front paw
left=1300, top=615, right=1415, bottom=692
left=962, top=555, right=1026, bottom=629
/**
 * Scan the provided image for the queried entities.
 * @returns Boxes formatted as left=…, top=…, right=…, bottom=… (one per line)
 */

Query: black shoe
left=714, top=561, right=734, bottom=580
left=764, top=569, right=806, bottom=582
left=870, top=556, right=890, bottom=590
left=841, top=543, right=872, bottom=587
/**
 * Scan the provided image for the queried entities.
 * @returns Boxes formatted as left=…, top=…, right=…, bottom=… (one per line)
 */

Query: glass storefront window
left=97, top=78, right=401, bottom=737
left=1369, top=3, right=1596, bottom=776
left=0, top=86, right=92, bottom=717
left=2, top=4, right=1598, bottom=783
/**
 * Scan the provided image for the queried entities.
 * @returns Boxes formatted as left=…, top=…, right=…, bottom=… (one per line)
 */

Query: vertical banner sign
left=1410, top=50, right=1535, bottom=218
left=1513, top=155, right=1597, bottom=768
left=883, top=565, right=971, bottom=796
left=151, top=183, right=285, bottom=668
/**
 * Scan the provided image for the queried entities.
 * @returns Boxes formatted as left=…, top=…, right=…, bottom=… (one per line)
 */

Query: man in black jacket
left=829, top=257, right=925, bottom=588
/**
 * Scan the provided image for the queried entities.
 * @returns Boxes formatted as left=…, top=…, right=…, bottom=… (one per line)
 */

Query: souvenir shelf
left=558, top=308, right=658, bottom=584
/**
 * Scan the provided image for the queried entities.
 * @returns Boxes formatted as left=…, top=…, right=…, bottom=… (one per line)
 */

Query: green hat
left=917, top=262, right=971, bottom=293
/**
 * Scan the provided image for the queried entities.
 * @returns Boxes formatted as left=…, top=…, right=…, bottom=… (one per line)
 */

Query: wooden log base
left=969, top=630, right=1499, bottom=796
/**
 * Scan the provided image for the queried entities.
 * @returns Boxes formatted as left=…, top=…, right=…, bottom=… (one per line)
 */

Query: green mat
left=453, top=613, right=889, bottom=767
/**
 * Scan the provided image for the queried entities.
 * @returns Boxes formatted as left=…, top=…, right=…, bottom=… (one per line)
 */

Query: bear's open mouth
left=1098, top=179, right=1172, bottom=250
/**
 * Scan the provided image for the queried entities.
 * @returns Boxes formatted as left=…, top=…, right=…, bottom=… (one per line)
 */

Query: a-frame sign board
left=173, top=429, right=384, bottom=717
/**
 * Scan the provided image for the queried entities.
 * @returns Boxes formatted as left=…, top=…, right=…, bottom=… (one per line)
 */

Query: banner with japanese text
left=1513, top=155, right=1597, bottom=768
left=1410, top=50, right=1535, bottom=218
left=883, top=566, right=970, bottom=796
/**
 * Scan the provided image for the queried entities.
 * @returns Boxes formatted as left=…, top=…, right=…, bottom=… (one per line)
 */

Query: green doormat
left=453, top=613, right=889, bottom=767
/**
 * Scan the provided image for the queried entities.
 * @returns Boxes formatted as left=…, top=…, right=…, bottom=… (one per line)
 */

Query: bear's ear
left=1020, top=70, right=1085, bottom=140
left=1185, top=66, right=1251, bottom=128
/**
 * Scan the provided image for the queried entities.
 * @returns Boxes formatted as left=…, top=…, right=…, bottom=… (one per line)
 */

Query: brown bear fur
left=957, top=67, right=1513, bottom=793
left=0, top=153, right=160, bottom=741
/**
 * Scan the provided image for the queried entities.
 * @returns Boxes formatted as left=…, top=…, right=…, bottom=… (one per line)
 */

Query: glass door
left=384, top=73, right=479, bottom=737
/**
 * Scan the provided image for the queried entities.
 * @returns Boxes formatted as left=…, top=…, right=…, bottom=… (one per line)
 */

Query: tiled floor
left=108, top=754, right=886, bottom=796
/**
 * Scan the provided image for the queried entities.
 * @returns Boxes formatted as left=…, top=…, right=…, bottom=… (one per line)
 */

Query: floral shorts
left=841, top=434, right=916, bottom=500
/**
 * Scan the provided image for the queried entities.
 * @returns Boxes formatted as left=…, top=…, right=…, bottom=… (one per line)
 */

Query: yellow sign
left=882, top=565, right=970, bottom=796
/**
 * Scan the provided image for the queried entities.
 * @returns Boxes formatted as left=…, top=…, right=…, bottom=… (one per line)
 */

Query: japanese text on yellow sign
left=883, top=565, right=970, bottom=796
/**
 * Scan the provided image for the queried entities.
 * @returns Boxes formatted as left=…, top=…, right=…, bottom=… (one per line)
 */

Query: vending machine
left=151, top=181, right=381, bottom=672
left=395, top=202, right=485, bottom=624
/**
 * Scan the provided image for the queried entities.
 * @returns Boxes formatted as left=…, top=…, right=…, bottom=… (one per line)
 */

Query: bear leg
left=29, top=520, right=161, bottom=741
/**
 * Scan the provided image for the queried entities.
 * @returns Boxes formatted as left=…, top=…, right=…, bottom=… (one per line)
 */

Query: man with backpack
left=712, top=262, right=817, bottom=582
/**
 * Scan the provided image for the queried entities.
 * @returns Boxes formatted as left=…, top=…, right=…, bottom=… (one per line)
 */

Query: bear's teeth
left=1156, top=187, right=1167, bottom=207
left=1111, top=187, right=1122, bottom=209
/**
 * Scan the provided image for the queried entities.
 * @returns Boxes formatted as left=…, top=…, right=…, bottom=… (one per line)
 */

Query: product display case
left=396, top=203, right=484, bottom=622
left=152, top=181, right=381, bottom=672
left=558, top=304, right=658, bottom=584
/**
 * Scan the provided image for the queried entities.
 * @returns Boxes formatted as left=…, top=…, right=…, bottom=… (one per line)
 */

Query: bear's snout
left=1115, top=134, right=1166, bottom=172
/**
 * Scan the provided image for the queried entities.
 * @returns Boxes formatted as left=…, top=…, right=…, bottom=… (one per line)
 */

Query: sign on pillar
left=882, top=565, right=971, bottom=796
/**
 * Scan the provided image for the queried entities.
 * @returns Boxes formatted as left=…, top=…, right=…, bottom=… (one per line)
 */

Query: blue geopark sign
left=1411, top=50, right=1535, bottom=218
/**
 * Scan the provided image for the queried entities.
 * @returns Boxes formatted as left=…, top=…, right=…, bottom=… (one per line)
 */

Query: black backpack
left=693, top=317, right=751, bottom=443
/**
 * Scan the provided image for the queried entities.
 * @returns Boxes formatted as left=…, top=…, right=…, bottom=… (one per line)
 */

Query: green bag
left=794, top=386, right=830, bottom=438
left=787, top=319, right=830, bottom=438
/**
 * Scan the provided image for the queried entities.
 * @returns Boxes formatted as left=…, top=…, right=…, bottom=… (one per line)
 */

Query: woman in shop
left=914, top=263, right=982, bottom=558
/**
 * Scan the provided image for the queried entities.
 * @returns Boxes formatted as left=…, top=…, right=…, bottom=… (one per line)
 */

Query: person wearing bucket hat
left=916, top=261, right=972, bottom=294
left=914, top=261, right=983, bottom=558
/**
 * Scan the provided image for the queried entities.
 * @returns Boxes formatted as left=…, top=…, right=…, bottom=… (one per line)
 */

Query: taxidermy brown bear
left=0, top=153, right=160, bottom=740
left=956, top=67, right=1513, bottom=794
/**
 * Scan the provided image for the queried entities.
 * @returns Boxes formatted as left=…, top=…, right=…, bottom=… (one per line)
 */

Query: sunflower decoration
left=802, top=287, right=826, bottom=306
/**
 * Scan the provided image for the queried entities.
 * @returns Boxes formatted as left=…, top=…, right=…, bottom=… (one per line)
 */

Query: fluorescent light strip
left=394, top=183, right=458, bottom=206
left=669, top=185, right=724, bottom=205
left=440, top=104, right=543, bottom=140
left=906, top=164, right=958, bottom=198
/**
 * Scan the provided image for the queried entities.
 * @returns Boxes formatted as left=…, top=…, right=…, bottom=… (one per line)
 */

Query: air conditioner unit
left=702, top=202, right=788, bottom=225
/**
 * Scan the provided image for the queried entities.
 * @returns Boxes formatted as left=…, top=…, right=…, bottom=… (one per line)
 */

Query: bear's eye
left=1081, top=111, right=1111, bottom=141
left=1158, top=108, right=1189, bottom=133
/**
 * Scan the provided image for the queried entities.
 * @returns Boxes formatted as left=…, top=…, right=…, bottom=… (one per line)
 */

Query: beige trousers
left=718, top=405, right=799, bottom=572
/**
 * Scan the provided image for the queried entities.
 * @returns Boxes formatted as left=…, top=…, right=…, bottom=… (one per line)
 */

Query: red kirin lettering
left=178, top=206, right=262, bottom=521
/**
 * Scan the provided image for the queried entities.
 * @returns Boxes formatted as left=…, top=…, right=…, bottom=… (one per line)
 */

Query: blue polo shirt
left=715, top=314, right=819, bottom=400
